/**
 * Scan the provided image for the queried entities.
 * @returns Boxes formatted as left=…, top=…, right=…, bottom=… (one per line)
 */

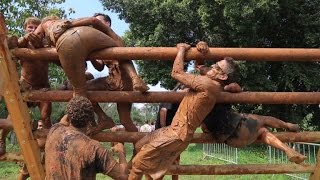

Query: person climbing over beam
left=30, top=15, right=148, bottom=97
left=29, top=15, right=149, bottom=130
left=129, top=42, right=239, bottom=179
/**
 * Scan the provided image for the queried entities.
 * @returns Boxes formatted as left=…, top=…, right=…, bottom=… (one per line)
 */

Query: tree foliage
left=102, top=0, right=320, bottom=129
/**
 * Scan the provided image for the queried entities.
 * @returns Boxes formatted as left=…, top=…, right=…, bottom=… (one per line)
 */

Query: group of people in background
left=0, top=11, right=307, bottom=180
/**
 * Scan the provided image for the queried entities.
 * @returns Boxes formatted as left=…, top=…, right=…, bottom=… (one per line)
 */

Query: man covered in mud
left=192, top=42, right=306, bottom=164
left=129, top=43, right=240, bottom=179
left=45, top=96, right=128, bottom=179
left=29, top=15, right=148, bottom=130
left=0, top=17, right=52, bottom=157
left=31, top=15, right=148, bottom=97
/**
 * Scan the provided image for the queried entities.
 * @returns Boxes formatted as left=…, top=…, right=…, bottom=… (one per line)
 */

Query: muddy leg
left=246, top=114, right=299, bottom=132
left=119, top=61, right=149, bottom=92
left=0, top=116, right=12, bottom=156
left=258, top=127, right=306, bottom=164
left=39, top=102, right=52, bottom=128
left=57, top=36, right=88, bottom=97
left=117, top=103, right=138, bottom=132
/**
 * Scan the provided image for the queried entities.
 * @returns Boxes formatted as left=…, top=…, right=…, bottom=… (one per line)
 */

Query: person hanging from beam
left=129, top=42, right=240, bottom=180
left=193, top=42, right=306, bottom=164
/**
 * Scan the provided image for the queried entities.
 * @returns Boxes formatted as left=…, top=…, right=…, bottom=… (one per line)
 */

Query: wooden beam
left=0, top=14, right=45, bottom=179
left=91, top=131, right=320, bottom=143
left=11, top=47, right=320, bottom=62
left=166, top=164, right=315, bottom=175
left=23, top=90, right=320, bottom=104
left=33, top=130, right=320, bottom=144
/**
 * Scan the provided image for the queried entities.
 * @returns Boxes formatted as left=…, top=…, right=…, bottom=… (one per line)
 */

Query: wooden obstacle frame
left=0, top=14, right=320, bottom=179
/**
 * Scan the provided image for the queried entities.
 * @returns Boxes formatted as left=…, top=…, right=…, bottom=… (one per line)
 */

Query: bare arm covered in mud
left=171, top=43, right=210, bottom=92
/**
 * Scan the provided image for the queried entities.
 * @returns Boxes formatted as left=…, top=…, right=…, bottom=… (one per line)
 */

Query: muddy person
left=31, top=15, right=148, bottom=97
left=71, top=13, right=141, bottom=132
left=0, top=17, right=52, bottom=157
left=129, top=43, right=240, bottom=179
left=193, top=47, right=306, bottom=164
left=45, top=96, right=128, bottom=179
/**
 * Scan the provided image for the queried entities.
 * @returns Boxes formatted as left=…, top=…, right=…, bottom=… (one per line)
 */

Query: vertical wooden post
left=0, top=14, right=45, bottom=179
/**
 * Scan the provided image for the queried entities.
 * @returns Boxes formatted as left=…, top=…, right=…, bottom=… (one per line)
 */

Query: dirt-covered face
left=206, top=59, right=229, bottom=81
left=25, top=22, right=39, bottom=33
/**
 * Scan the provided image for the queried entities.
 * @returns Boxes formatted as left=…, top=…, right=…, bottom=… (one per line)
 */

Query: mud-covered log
left=166, top=164, right=315, bottom=175
left=12, top=47, right=320, bottom=61
left=23, top=90, right=320, bottom=104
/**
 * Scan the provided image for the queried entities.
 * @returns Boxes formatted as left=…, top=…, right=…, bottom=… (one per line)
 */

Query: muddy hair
left=222, top=57, right=240, bottom=85
left=66, top=96, right=94, bottom=128
left=41, top=15, right=60, bottom=23
left=93, top=13, right=111, bottom=26
left=23, top=17, right=41, bottom=29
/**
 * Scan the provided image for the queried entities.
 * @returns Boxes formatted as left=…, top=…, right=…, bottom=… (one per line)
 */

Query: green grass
left=0, top=142, right=299, bottom=180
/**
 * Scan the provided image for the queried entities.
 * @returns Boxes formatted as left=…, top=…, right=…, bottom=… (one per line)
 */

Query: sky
left=58, top=0, right=166, bottom=91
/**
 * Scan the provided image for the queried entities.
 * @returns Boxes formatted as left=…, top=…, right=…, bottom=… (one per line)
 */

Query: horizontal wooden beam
left=166, top=164, right=315, bottom=175
left=3, top=151, right=314, bottom=175
left=91, top=131, right=320, bottom=143
left=33, top=130, right=320, bottom=144
left=23, top=90, right=320, bottom=104
left=11, top=47, right=320, bottom=62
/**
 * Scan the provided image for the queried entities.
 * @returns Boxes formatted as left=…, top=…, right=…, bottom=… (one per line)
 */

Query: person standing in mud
left=129, top=43, right=239, bottom=179
left=45, top=96, right=128, bottom=179
left=0, top=17, right=52, bottom=157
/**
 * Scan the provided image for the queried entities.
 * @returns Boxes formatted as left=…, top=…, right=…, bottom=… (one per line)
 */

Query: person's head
left=23, top=17, right=41, bottom=33
left=37, top=120, right=43, bottom=129
left=41, top=15, right=59, bottom=24
left=93, top=13, right=111, bottom=27
left=65, top=96, right=95, bottom=129
left=204, top=57, right=239, bottom=85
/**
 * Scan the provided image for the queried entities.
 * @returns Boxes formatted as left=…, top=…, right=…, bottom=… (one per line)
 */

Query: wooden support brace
left=11, top=47, right=320, bottom=62
left=23, top=90, right=320, bottom=104
left=166, top=164, right=315, bottom=175
left=0, top=14, right=45, bottom=179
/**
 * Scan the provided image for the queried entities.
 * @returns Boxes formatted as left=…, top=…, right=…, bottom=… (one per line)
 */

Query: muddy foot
left=0, top=140, right=6, bottom=156
left=287, top=123, right=300, bottom=132
left=287, top=151, right=306, bottom=164
left=133, top=78, right=149, bottom=92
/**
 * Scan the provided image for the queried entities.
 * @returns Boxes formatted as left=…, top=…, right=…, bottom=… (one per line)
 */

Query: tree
left=101, top=0, right=320, bottom=129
